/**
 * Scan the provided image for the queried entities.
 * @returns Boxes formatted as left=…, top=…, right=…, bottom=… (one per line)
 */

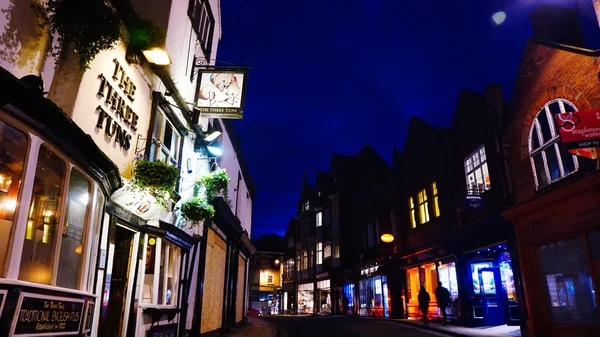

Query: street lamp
left=380, top=233, right=394, bottom=243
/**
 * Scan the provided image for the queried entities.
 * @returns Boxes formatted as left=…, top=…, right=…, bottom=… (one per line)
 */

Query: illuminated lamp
left=75, top=245, right=83, bottom=255
left=207, top=145, right=223, bottom=157
left=204, top=131, right=222, bottom=143
left=142, top=48, right=171, bottom=65
left=380, top=233, right=394, bottom=243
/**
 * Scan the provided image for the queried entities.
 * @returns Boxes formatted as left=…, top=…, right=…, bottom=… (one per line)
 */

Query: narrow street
left=261, top=316, right=449, bottom=337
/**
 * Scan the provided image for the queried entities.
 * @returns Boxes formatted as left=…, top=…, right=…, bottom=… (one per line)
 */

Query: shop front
left=403, top=248, right=459, bottom=322
left=0, top=68, right=121, bottom=336
left=316, top=279, right=331, bottom=315
left=459, top=242, right=519, bottom=327
left=504, top=173, right=600, bottom=337
left=297, top=283, right=314, bottom=314
left=358, top=264, right=390, bottom=318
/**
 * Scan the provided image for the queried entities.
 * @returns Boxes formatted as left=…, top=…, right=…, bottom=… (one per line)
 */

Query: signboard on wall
left=11, top=293, right=85, bottom=336
left=556, top=108, right=600, bottom=151
left=194, top=69, right=248, bottom=119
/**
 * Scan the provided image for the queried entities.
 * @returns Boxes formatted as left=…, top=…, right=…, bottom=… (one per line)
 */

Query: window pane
left=545, top=146, right=561, bottom=181
left=158, top=241, right=166, bottom=305
left=531, top=124, right=541, bottom=150
left=537, top=237, right=599, bottom=325
left=20, top=145, right=66, bottom=284
left=482, top=162, right=491, bottom=190
left=537, top=110, right=553, bottom=143
left=166, top=245, right=180, bottom=305
left=0, top=120, right=28, bottom=274
left=558, top=145, right=576, bottom=176
left=563, top=102, right=576, bottom=113
left=479, top=147, right=486, bottom=161
left=533, top=154, right=548, bottom=187
left=143, top=235, right=157, bottom=303
left=163, top=122, right=173, bottom=151
left=57, top=170, right=91, bottom=289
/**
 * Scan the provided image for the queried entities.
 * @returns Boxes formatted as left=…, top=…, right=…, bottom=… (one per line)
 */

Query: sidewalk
left=226, top=317, right=277, bottom=337
left=392, top=319, right=521, bottom=337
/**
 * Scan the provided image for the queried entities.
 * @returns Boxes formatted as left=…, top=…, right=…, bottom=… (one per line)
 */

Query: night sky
left=217, top=0, right=600, bottom=238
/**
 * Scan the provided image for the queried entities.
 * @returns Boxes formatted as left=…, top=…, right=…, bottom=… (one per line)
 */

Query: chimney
left=529, top=4, right=585, bottom=47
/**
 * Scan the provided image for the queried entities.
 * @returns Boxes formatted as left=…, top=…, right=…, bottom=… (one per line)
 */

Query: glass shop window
left=471, top=262, right=494, bottom=295
left=421, top=263, right=438, bottom=302
left=0, top=120, right=28, bottom=275
left=57, top=169, right=92, bottom=289
left=406, top=267, right=420, bottom=305
left=20, top=145, right=66, bottom=285
left=537, top=237, right=599, bottom=325
left=438, top=262, right=459, bottom=301
left=143, top=236, right=181, bottom=306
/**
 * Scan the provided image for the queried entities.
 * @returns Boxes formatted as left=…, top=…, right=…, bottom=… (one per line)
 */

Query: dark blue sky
left=217, top=0, right=600, bottom=238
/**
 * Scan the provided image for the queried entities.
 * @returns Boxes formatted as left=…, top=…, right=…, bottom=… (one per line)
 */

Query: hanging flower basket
left=199, top=168, right=231, bottom=202
left=132, top=160, right=180, bottom=208
left=180, top=197, right=215, bottom=227
left=43, top=0, right=123, bottom=71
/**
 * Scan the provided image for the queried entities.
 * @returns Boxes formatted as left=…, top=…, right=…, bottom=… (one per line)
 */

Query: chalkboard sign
left=148, top=323, right=177, bottom=337
left=12, top=292, right=84, bottom=336
left=82, top=301, right=94, bottom=333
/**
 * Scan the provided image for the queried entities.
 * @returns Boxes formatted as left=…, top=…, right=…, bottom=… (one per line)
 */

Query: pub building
left=501, top=4, right=600, bottom=336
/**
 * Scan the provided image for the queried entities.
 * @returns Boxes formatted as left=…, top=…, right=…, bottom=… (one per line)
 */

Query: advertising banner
left=556, top=108, right=600, bottom=159
left=194, top=69, right=248, bottom=119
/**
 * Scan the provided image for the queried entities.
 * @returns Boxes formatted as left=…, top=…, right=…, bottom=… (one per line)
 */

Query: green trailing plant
left=199, top=168, right=231, bottom=202
left=132, top=159, right=180, bottom=208
left=180, top=197, right=215, bottom=227
left=125, top=18, right=166, bottom=50
left=42, top=0, right=123, bottom=71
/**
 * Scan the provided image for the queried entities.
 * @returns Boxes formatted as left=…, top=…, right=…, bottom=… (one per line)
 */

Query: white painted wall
left=0, top=0, right=58, bottom=91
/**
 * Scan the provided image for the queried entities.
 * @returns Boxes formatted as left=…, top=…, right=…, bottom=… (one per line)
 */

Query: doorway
left=99, top=225, right=135, bottom=337
left=478, top=267, right=505, bottom=325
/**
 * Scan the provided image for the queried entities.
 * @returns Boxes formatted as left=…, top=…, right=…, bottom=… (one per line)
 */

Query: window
left=538, top=237, right=599, bottom=325
left=302, top=251, right=308, bottom=270
left=324, top=245, right=331, bottom=259
left=142, top=236, right=181, bottom=306
left=20, top=145, right=67, bottom=285
left=529, top=100, right=580, bottom=189
left=303, top=200, right=310, bottom=211
left=188, top=0, right=215, bottom=57
left=150, top=108, right=181, bottom=166
left=285, top=259, right=294, bottom=279
left=296, top=254, right=301, bottom=271
left=0, top=120, right=28, bottom=274
left=316, top=242, right=323, bottom=265
left=465, top=145, right=490, bottom=194
left=431, top=181, right=440, bottom=217
left=409, top=197, right=416, bottom=228
left=316, top=211, right=322, bottom=227
left=417, top=188, right=430, bottom=224
left=334, top=245, right=340, bottom=259
left=267, top=274, right=274, bottom=285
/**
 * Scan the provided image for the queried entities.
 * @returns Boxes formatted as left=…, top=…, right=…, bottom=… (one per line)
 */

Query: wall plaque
left=11, top=292, right=85, bottom=336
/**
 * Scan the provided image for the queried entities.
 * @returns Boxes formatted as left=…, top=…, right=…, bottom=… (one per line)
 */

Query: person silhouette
left=435, top=281, right=451, bottom=325
left=418, top=285, right=431, bottom=326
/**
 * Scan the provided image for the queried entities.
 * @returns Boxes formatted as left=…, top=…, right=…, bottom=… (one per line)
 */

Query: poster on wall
left=193, top=69, right=248, bottom=119
left=556, top=108, right=600, bottom=159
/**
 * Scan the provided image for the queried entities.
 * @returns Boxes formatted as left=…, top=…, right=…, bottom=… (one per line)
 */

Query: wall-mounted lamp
left=142, top=48, right=171, bottom=66
left=274, top=259, right=280, bottom=265
left=204, top=131, right=221, bottom=143
left=207, top=146, right=223, bottom=157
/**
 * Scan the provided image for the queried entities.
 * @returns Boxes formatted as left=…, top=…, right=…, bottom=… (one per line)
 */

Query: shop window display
left=359, top=275, right=388, bottom=317
left=537, top=237, right=599, bottom=325
left=471, top=262, right=494, bottom=295
left=438, top=262, right=459, bottom=301
left=142, top=236, right=181, bottom=306
left=407, top=267, right=420, bottom=305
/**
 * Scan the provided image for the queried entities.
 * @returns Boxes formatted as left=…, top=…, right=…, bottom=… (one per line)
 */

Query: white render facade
left=0, top=1, right=254, bottom=336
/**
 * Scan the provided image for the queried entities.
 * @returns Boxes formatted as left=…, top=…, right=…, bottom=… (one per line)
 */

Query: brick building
left=502, top=4, right=600, bottom=337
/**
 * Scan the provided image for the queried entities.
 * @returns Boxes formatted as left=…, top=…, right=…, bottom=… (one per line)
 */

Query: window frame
left=316, top=211, right=322, bottom=227
left=464, top=145, right=491, bottom=195
left=529, top=99, right=580, bottom=189
left=150, top=107, right=182, bottom=167
left=316, top=242, right=323, bottom=265
left=409, top=197, right=416, bottom=228
left=187, top=0, right=216, bottom=58
left=417, top=188, right=430, bottom=225
left=141, top=235, right=181, bottom=307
